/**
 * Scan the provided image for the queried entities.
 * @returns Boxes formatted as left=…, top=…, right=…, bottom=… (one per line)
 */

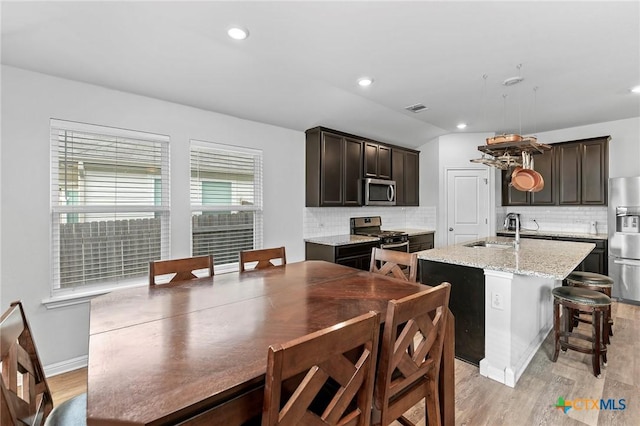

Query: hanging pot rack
left=471, top=136, right=551, bottom=170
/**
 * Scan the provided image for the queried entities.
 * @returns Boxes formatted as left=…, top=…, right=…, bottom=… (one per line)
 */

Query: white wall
left=0, top=66, right=304, bottom=368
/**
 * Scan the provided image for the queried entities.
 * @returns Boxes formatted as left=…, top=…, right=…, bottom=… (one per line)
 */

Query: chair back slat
left=373, top=283, right=451, bottom=426
left=149, top=255, right=214, bottom=285
left=262, top=311, right=380, bottom=426
left=240, top=247, right=286, bottom=273
left=369, top=248, right=418, bottom=282
left=0, top=301, right=54, bottom=426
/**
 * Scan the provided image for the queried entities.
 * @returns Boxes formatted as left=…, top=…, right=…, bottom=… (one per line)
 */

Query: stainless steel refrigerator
left=609, top=176, right=640, bottom=304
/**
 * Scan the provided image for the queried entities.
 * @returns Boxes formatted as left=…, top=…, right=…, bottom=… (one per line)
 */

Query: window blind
left=190, top=141, right=263, bottom=271
left=51, top=119, right=170, bottom=292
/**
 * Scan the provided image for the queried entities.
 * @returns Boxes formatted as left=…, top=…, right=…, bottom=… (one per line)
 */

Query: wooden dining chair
left=239, top=247, right=286, bottom=272
left=149, top=255, right=214, bottom=285
left=369, top=247, right=418, bottom=282
left=1, top=301, right=86, bottom=426
left=372, top=283, right=451, bottom=426
left=262, top=311, right=380, bottom=426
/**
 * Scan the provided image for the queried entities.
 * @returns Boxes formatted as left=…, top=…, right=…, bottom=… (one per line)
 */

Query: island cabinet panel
left=392, top=148, right=420, bottom=206
left=364, top=142, right=391, bottom=179
left=306, top=128, right=363, bottom=207
left=419, top=260, right=485, bottom=366
left=305, top=241, right=378, bottom=271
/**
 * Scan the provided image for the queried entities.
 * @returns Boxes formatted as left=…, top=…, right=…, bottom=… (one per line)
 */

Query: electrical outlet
left=491, top=292, right=504, bottom=310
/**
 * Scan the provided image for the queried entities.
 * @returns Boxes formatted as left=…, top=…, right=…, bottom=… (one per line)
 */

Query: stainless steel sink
left=464, top=241, right=513, bottom=249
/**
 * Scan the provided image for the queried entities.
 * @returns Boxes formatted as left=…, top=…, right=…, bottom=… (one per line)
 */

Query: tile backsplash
left=303, top=206, right=437, bottom=238
left=496, top=206, right=608, bottom=234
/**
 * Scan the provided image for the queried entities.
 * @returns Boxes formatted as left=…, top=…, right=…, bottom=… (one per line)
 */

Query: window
left=51, top=119, right=170, bottom=294
left=190, top=140, right=263, bottom=271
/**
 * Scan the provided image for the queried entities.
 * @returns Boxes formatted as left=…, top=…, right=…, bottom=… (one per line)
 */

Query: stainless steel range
left=350, top=216, right=409, bottom=252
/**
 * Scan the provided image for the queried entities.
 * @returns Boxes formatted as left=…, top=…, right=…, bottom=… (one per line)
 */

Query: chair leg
left=425, top=380, right=441, bottom=426
left=592, top=311, right=602, bottom=378
left=552, top=302, right=560, bottom=362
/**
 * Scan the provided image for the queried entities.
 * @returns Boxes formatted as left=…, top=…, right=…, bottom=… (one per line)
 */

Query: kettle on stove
left=504, top=213, right=521, bottom=231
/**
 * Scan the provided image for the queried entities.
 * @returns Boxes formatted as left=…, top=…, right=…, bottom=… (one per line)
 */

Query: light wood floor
left=49, top=301, right=639, bottom=425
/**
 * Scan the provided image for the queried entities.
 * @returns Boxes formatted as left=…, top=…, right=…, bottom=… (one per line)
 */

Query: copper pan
left=512, top=168, right=537, bottom=191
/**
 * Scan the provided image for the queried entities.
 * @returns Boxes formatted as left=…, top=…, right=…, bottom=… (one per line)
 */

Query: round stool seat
left=552, top=286, right=611, bottom=307
left=566, top=271, right=613, bottom=288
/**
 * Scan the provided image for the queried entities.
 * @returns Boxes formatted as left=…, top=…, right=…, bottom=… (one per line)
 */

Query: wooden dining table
left=87, top=260, right=455, bottom=425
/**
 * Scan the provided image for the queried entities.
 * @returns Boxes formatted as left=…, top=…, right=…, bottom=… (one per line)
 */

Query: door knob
left=449, top=227, right=454, bottom=231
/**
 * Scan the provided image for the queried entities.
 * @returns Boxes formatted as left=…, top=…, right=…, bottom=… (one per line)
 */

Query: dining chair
left=372, top=283, right=451, bottom=426
left=149, top=255, right=214, bottom=285
left=262, top=311, right=380, bottom=426
left=369, top=247, right=418, bottom=282
left=239, top=247, right=286, bottom=272
left=1, top=301, right=87, bottom=426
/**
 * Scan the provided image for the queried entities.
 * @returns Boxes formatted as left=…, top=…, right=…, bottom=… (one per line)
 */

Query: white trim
left=43, top=281, right=147, bottom=309
left=44, top=355, right=88, bottom=378
left=51, top=118, right=170, bottom=143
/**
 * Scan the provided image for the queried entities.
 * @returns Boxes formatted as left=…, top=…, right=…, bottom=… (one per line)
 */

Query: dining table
left=87, top=260, right=455, bottom=425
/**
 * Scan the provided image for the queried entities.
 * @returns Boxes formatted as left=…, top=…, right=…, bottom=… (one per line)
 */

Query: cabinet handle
left=449, top=227, right=454, bottom=231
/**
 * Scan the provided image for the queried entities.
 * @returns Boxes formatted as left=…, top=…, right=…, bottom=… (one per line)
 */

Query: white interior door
left=446, top=169, right=489, bottom=246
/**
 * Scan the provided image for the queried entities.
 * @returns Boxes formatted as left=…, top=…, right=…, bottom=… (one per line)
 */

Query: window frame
left=190, top=140, right=263, bottom=273
left=49, top=119, right=171, bottom=301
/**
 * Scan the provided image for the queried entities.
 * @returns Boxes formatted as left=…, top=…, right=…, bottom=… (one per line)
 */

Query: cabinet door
left=404, top=151, right=419, bottom=205
left=320, top=133, right=344, bottom=206
left=378, top=145, right=392, bottom=179
left=557, top=142, right=581, bottom=205
left=502, top=170, right=530, bottom=205
left=530, top=148, right=555, bottom=205
left=392, top=150, right=405, bottom=205
left=343, top=137, right=363, bottom=205
left=581, top=139, right=608, bottom=205
left=364, top=143, right=379, bottom=178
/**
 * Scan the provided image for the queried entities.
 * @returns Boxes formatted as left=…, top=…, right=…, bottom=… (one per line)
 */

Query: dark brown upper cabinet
left=392, top=148, right=419, bottom=206
left=556, top=136, right=609, bottom=206
left=502, top=147, right=555, bottom=206
left=502, top=136, right=609, bottom=206
left=306, top=128, right=363, bottom=207
left=364, top=142, right=391, bottom=179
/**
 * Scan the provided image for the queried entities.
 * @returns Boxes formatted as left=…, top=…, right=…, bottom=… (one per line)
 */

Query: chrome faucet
left=514, top=215, right=520, bottom=250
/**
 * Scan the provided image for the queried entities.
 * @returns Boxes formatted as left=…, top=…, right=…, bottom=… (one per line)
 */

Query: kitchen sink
left=464, top=241, right=513, bottom=249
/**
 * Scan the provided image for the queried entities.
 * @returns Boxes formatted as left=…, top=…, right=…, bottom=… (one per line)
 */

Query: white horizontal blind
left=190, top=141, right=263, bottom=270
left=51, top=119, right=170, bottom=292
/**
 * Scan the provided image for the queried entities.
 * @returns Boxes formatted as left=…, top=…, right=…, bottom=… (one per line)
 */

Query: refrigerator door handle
left=613, top=258, right=640, bottom=267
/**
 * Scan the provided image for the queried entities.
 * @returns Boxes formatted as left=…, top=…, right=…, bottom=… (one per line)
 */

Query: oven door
left=380, top=241, right=409, bottom=253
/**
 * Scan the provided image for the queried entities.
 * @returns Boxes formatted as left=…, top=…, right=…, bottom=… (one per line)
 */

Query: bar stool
left=552, top=286, right=611, bottom=378
left=566, top=271, right=614, bottom=344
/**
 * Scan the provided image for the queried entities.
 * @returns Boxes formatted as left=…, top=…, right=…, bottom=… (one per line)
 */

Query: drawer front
left=335, top=242, right=378, bottom=258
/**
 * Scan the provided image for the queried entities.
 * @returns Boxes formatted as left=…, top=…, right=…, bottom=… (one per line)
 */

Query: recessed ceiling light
left=357, top=77, right=374, bottom=87
left=227, top=26, right=249, bottom=40
left=457, top=123, right=467, bottom=129
left=631, top=85, right=640, bottom=94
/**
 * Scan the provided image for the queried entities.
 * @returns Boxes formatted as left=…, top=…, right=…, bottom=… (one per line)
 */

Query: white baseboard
left=44, top=355, right=88, bottom=378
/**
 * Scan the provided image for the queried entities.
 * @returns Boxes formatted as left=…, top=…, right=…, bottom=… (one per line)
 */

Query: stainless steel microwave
left=361, top=178, right=396, bottom=206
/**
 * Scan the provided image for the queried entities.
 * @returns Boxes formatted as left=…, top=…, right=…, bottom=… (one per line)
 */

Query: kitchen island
left=417, top=236, right=595, bottom=387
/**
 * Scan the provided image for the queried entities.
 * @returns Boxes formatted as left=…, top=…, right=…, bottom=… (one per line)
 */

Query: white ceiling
left=2, top=1, right=639, bottom=148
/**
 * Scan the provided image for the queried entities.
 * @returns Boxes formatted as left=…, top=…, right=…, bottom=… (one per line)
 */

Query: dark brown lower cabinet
left=408, top=233, right=434, bottom=252
left=305, top=241, right=378, bottom=271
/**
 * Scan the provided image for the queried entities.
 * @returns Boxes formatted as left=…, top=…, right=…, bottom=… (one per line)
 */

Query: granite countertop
left=416, top=236, right=595, bottom=280
left=388, top=228, right=435, bottom=236
left=304, top=234, right=379, bottom=246
left=497, top=230, right=608, bottom=240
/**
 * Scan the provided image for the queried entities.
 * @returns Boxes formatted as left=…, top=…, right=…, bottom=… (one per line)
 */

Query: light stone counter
left=416, top=236, right=594, bottom=280
left=304, top=234, right=379, bottom=246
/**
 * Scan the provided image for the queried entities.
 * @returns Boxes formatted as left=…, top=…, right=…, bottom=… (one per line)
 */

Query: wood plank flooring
left=48, top=301, right=639, bottom=425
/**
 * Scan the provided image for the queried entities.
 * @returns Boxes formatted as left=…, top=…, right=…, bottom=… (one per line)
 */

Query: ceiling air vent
left=405, top=103, right=429, bottom=113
